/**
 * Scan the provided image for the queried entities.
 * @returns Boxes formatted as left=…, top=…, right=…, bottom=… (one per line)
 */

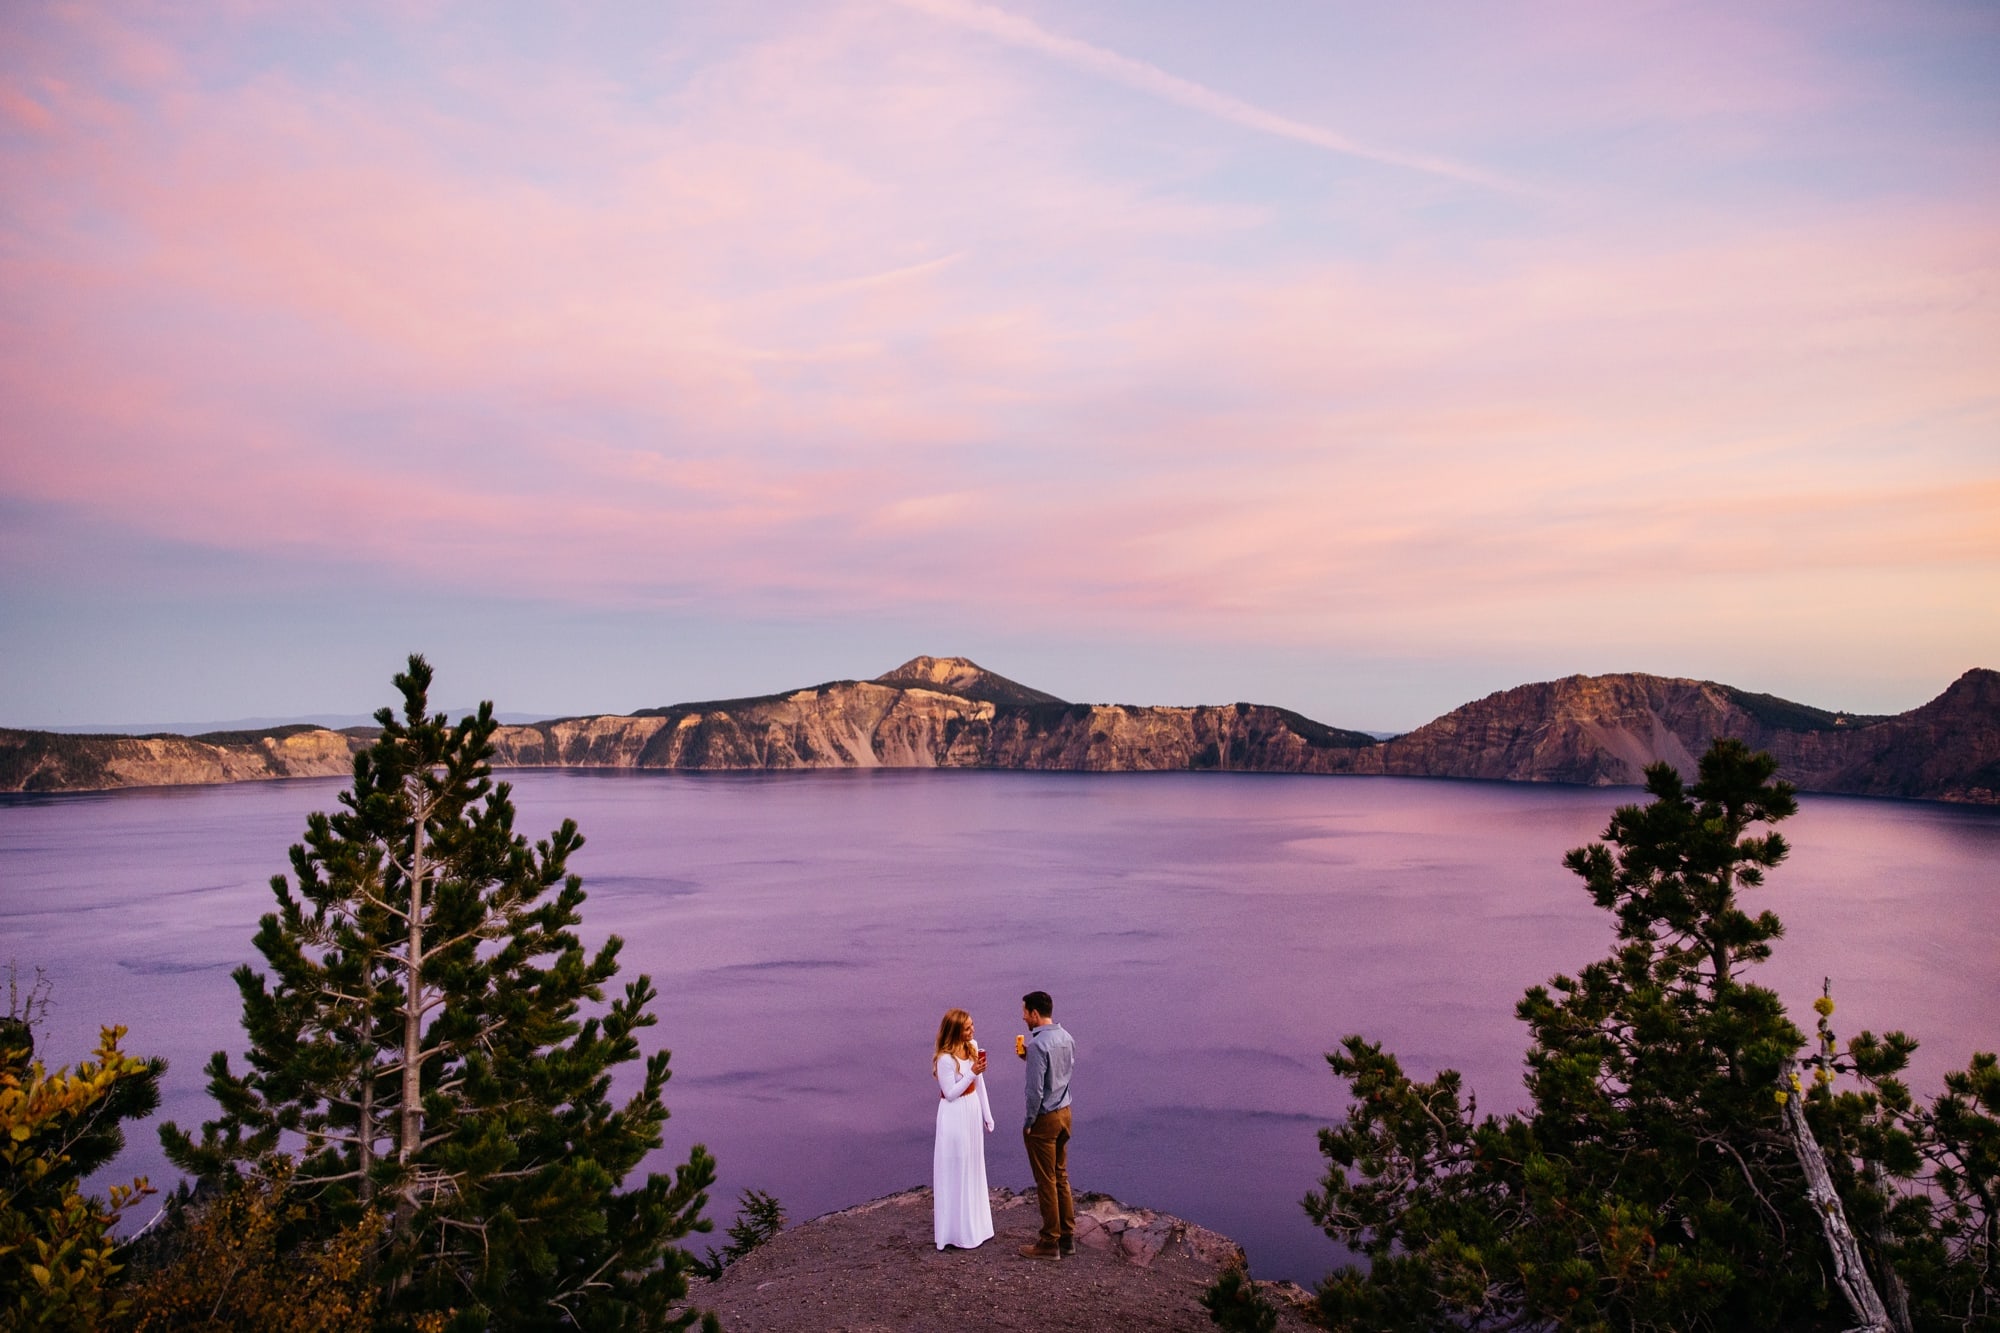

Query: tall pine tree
left=1304, top=741, right=1896, bottom=1330
left=163, top=656, right=717, bottom=1331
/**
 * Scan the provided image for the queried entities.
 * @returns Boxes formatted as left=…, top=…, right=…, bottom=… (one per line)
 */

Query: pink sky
left=3, top=2, right=1996, bottom=727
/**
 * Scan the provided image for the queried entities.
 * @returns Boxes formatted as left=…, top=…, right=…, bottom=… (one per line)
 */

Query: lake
left=3, top=770, right=1996, bottom=1283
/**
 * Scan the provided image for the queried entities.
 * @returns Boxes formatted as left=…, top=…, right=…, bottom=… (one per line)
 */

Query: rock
left=687, top=1186, right=1317, bottom=1333
left=873, top=656, right=1069, bottom=707
left=1360, top=667, right=2000, bottom=800
left=0, top=725, right=361, bottom=793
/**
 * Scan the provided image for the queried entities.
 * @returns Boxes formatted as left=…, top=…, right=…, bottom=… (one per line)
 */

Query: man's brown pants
left=1024, top=1106, right=1074, bottom=1247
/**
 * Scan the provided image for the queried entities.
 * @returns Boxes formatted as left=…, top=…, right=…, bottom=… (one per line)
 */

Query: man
left=1016, top=989, right=1075, bottom=1259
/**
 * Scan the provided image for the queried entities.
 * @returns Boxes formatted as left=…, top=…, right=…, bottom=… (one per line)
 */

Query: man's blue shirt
left=1024, top=1021, right=1074, bottom=1128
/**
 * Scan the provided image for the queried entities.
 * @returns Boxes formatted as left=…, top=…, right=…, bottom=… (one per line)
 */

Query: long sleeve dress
left=933, top=1044, right=995, bottom=1250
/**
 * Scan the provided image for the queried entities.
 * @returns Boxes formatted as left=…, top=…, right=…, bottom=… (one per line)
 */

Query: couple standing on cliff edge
left=931, top=990, right=1076, bottom=1258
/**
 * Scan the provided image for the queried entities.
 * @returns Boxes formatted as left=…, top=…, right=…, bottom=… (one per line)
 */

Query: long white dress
left=933, top=1044, right=995, bottom=1249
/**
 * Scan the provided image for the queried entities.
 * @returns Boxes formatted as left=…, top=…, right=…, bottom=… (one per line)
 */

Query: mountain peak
left=1922, top=667, right=2000, bottom=714
left=873, top=656, right=1068, bottom=707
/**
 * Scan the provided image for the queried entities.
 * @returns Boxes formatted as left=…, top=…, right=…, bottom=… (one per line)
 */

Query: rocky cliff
left=5, top=658, right=1996, bottom=805
left=0, top=723, right=362, bottom=794
left=488, top=660, right=1376, bottom=775
left=1356, top=668, right=2000, bottom=802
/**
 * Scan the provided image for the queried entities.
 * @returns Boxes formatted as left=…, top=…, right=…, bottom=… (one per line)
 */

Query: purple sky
left=3, top=2, right=1996, bottom=730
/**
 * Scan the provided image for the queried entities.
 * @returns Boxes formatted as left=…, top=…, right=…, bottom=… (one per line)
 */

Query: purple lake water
left=3, top=770, right=1996, bottom=1283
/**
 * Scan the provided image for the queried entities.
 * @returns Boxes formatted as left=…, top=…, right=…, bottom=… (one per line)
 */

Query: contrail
left=891, top=0, right=1514, bottom=190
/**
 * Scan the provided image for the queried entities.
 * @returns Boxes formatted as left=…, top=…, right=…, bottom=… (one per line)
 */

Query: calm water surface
left=2, top=771, right=1996, bottom=1282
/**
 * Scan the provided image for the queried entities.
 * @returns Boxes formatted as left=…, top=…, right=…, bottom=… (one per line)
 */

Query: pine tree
left=1804, top=990, right=1999, bottom=1330
left=162, top=656, right=717, bottom=1331
left=1304, top=741, right=1884, bottom=1330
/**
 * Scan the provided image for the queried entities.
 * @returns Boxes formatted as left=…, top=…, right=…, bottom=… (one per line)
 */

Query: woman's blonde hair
left=932, top=1008, right=973, bottom=1075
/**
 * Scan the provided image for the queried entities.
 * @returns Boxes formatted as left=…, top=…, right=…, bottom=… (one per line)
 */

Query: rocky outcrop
left=0, top=724, right=361, bottom=793
left=5, top=658, right=1996, bottom=805
left=489, top=671, right=1376, bottom=775
left=1354, top=668, right=2000, bottom=802
left=1775, top=668, right=2000, bottom=803
left=871, top=654, right=1067, bottom=706
left=688, top=1187, right=1317, bottom=1332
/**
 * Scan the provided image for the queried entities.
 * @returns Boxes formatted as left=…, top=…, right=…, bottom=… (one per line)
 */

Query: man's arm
left=1023, top=1039, right=1048, bottom=1128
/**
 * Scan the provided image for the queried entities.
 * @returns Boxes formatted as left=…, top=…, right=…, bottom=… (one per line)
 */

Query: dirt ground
left=684, top=1186, right=1318, bottom=1332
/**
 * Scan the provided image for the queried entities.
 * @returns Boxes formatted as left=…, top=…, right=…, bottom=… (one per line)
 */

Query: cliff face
left=1358, top=668, right=2000, bottom=803
left=488, top=675, right=1376, bottom=775
left=0, top=725, right=360, bottom=793
left=5, top=659, right=1996, bottom=805
left=1783, top=668, right=2000, bottom=803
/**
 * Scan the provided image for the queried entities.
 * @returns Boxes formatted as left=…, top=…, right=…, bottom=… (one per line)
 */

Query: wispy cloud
left=0, top=1, right=1994, bottom=722
left=887, top=0, right=1515, bottom=188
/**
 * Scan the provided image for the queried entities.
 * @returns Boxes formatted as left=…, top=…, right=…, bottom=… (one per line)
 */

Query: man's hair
left=1022, top=990, right=1053, bottom=1018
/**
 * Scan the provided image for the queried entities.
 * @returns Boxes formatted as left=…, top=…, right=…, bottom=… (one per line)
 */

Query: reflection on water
left=3, top=771, right=1996, bottom=1282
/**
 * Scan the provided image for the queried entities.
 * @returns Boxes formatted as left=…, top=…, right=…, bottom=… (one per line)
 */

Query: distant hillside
left=3, top=659, right=1995, bottom=805
left=1358, top=669, right=2000, bottom=803
left=0, top=725, right=360, bottom=793
left=492, top=656, right=1377, bottom=774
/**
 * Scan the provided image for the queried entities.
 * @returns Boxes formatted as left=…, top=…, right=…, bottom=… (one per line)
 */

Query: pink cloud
left=0, top=82, right=56, bottom=132
left=1, top=2, right=1994, bottom=685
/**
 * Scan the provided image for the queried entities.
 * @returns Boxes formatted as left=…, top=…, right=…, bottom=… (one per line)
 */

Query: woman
left=932, top=1007, right=995, bottom=1250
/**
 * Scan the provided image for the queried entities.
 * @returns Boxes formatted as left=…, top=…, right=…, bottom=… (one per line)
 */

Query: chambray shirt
left=1023, top=1021, right=1074, bottom=1128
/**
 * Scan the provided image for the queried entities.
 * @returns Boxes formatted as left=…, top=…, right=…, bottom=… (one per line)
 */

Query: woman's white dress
left=933, top=1045, right=995, bottom=1249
